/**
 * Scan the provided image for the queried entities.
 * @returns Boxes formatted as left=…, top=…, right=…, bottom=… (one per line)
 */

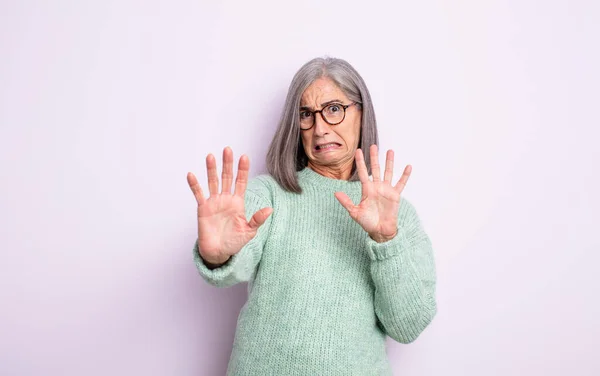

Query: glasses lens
left=322, top=104, right=345, bottom=124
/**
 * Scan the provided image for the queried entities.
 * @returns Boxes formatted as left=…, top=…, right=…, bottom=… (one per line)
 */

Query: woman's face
left=299, top=77, right=362, bottom=177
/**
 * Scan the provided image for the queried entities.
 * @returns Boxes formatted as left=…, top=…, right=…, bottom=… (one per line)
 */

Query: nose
left=313, top=112, right=330, bottom=136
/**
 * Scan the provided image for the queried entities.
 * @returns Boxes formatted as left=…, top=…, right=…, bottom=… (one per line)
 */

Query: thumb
left=248, top=207, right=273, bottom=230
left=334, top=192, right=357, bottom=217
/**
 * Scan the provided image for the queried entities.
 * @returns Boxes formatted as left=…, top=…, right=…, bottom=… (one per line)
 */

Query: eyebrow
left=299, top=99, right=344, bottom=111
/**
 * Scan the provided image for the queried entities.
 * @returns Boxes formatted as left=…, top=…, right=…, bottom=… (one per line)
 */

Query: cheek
left=300, top=132, right=312, bottom=153
left=355, top=119, right=362, bottom=143
left=345, top=119, right=361, bottom=146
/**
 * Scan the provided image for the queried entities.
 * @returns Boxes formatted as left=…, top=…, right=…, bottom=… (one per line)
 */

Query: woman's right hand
left=187, top=147, right=273, bottom=266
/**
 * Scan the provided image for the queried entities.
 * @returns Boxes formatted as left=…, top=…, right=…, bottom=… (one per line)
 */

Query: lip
left=314, top=142, right=342, bottom=153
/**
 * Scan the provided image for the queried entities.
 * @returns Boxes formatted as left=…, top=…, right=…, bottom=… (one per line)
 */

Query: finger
left=186, top=172, right=206, bottom=205
left=334, top=192, right=358, bottom=219
left=221, top=146, right=234, bottom=194
left=234, top=154, right=250, bottom=197
left=206, top=153, right=219, bottom=196
left=248, top=207, right=273, bottom=230
left=383, top=150, right=394, bottom=183
left=394, top=164, right=412, bottom=193
left=355, top=149, right=370, bottom=184
left=370, top=144, right=381, bottom=182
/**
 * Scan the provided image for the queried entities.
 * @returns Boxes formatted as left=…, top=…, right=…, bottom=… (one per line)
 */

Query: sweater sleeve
left=193, top=177, right=273, bottom=288
left=365, top=197, right=437, bottom=343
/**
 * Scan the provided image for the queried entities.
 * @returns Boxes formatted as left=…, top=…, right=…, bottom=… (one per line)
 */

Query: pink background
left=1, top=0, right=599, bottom=375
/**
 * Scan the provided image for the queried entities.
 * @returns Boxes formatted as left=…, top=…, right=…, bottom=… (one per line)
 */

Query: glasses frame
left=299, top=102, right=360, bottom=130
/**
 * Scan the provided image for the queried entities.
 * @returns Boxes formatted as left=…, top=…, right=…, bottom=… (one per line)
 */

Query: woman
left=187, top=57, right=437, bottom=375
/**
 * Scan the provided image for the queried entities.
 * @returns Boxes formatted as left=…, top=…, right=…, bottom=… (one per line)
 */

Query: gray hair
left=266, top=57, right=379, bottom=193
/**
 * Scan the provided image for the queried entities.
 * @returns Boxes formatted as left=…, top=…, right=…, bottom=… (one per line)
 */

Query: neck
left=307, top=159, right=354, bottom=180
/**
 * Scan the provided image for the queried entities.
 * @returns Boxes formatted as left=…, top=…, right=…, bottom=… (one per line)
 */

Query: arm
left=365, top=198, right=437, bottom=343
left=193, top=178, right=273, bottom=288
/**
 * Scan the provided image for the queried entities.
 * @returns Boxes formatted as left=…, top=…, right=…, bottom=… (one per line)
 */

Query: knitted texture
left=193, top=167, right=437, bottom=375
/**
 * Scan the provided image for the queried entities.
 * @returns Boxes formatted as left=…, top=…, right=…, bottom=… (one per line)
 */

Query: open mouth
left=315, top=142, right=341, bottom=151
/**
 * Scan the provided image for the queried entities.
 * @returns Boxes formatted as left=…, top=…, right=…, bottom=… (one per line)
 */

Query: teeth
left=317, top=143, right=337, bottom=150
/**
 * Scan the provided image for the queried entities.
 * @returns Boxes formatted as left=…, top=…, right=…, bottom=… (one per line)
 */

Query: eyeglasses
left=299, top=102, right=359, bottom=130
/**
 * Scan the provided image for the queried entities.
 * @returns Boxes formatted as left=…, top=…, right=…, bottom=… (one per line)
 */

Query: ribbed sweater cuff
left=193, top=239, right=246, bottom=287
left=365, top=227, right=409, bottom=261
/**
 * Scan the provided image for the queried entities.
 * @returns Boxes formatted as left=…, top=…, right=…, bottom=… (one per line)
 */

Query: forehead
left=300, top=77, right=348, bottom=105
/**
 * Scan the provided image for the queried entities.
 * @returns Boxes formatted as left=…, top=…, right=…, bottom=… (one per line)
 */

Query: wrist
left=200, top=253, right=231, bottom=269
left=368, top=230, right=397, bottom=243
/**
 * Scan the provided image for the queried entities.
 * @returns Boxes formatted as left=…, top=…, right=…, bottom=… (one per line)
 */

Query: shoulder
left=398, top=196, right=421, bottom=227
left=399, top=196, right=416, bottom=213
left=246, top=174, right=282, bottom=203
left=398, top=197, right=431, bottom=243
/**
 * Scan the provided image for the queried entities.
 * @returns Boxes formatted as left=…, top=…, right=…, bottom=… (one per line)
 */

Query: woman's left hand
left=335, top=145, right=411, bottom=243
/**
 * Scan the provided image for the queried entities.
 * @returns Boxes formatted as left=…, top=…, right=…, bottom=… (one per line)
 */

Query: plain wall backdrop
left=1, top=0, right=599, bottom=375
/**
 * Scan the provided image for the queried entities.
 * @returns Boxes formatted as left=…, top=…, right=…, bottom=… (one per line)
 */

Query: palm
left=335, top=145, right=412, bottom=242
left=352, top=181, right=401, bottom=237
left=197, top=194, right=255, bottom=256
left=187, top=147, right=272, bottom=264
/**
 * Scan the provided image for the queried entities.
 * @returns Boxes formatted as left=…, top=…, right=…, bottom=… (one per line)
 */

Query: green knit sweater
left=193, top=167, right=437, bottom=375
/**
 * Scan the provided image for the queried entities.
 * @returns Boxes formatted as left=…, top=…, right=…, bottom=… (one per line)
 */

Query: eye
left=325, top=104, right=341, bottom=114
left=299, top=110, right=313, bottom=119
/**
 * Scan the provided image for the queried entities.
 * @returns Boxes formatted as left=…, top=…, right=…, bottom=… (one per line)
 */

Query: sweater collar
left=297, top=167, right=363, bottom=192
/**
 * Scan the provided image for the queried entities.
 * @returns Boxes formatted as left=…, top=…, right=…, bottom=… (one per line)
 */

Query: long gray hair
left=266, top=57, right=379, bottom=193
